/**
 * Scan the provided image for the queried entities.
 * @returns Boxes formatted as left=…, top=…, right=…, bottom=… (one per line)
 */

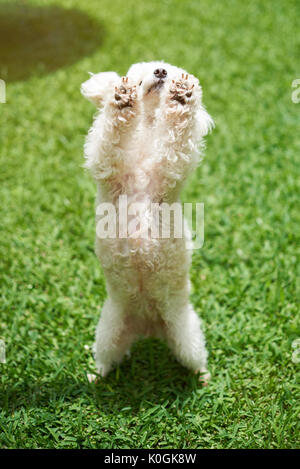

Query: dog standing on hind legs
left=81, top=61, right=214, bottom=385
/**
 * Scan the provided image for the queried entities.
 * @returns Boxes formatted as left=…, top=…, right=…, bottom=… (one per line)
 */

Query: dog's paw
left=86, top=367, right=108, bottom=383
left=95, top=361, right=112, bottom=377
left=87, top=373, right=99, bottom=383
left=114, top=77, right=137, bottom=110
left=168, top=74, right=196, bottom=105
left=196, top=369, right=211, bottom=387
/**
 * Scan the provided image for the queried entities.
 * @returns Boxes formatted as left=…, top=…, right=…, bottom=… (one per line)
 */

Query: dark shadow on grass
left=0, top=2, right=103, bottom=82
left=2, top=340, right=205, bottom=414
left=92, top=340, right=203, bottom=413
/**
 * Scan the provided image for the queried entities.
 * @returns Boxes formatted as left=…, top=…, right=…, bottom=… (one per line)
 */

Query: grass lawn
left=0, top=0, right=299, bottom=449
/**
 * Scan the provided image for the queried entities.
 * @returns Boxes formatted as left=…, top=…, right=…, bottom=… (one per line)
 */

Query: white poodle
left=81, top=61, right=214, bottom=385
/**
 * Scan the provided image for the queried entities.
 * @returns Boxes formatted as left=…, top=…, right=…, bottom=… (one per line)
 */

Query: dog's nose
left=154, top=68, right=167, bottom=79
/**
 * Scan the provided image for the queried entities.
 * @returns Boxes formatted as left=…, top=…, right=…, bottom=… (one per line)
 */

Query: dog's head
left=81, top=61, right=214, bottom=136
left=127, top=61, right=185, bottom=97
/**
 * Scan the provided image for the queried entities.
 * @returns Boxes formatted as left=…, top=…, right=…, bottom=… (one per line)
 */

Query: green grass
left=0, top=0, right=300, bottom=449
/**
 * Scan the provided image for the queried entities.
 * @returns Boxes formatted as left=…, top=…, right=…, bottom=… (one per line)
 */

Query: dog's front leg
left=153, top=75, right=212, bottom=198
left=84, top=77, right=140, bottom=188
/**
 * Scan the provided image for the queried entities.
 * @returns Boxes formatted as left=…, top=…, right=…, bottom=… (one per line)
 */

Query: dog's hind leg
left=93, top=297, right=135, bottom=377
left=164, top=302, right=210, bottom=386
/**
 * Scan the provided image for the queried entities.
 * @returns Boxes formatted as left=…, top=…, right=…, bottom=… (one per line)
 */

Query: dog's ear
left=195, top=106, right=214, bottom=137
left=81, top=71, right=120, bottom=107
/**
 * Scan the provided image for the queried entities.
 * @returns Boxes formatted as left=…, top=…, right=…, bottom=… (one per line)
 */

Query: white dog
left=81, top=61, right=214, bottom=385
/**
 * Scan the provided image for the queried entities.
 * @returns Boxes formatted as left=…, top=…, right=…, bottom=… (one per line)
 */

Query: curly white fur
left=81, top=61, right=214, bottom=385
